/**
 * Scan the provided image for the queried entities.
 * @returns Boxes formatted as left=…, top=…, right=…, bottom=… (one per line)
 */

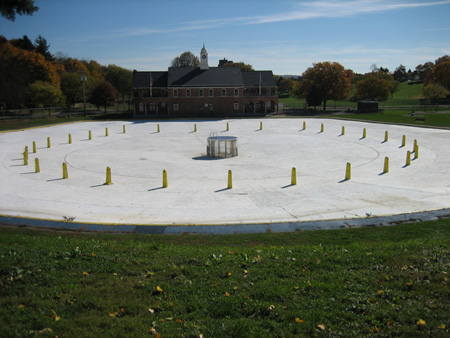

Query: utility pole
left=80, top=71, right=87, bottom=116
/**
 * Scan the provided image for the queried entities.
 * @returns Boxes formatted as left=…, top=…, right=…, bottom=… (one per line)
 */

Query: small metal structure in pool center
left=207, top=134, right=238, bottom=158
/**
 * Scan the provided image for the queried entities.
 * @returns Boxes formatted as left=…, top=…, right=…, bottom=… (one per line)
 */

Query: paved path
left=1, top=118, right=450, bottom=233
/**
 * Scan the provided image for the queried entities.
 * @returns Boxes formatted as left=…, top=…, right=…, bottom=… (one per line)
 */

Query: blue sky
left=1, top=0, right=449, bottom=75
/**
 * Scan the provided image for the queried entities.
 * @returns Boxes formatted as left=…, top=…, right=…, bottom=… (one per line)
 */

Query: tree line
left=277, top=56, right=450, bottom=110
left=0, top=35, right=133, bottom=111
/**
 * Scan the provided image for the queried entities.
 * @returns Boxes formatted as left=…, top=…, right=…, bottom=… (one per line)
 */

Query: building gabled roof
left=242, top=71, right=276, bottom=87
left=133, top=68, right=276, bottom=88
left=133, top=71, right=168, bottom=88
left=167, top=67, right=244, bottom=87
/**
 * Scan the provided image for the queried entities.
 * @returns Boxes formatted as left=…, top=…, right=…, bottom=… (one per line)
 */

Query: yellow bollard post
left=62, top=162, right=68, bottom=179
left=303, top=121, right=306, bottom=130
left=157, top=124, right=160, bottom=133
left=89, top=130, right=92, bottom=140
left=414, top=145, right=419, bottom=159
left=401, top=135, right=406, bottom=147
left=362, top=128, right=366, bottom=139
left=68, top=133, right=72, bottom=144
left=194, top=124, right=197, bottom=132
left=341, top=126, right=345, bottom=135
left=104, top=167, right=113, bottom=185
left=383, top=157, right=389, bottom=174
left=35, top=158, right=40, bottom=173
left=47, top=137, right=51, bottom=148
left=406, top=151, right=411, bottom=166
left=227, top=170, right=233, bottom=189
left=413, top=139, right=417, bottom=152
left=226, top=122, right=229, bottom=131
left=123, top=125, right=126, bottom=133
left=105, top=127, right=108, bottom=136
left=384, top=131, right=389, bottom=142
left=23, top=151, right=28, bottom=165
left=162, top=169, right=168, bottom=188
left=321, top=123, right=324, bottom=133
left=260, top=121, right=263, bottom=130
left=291, top=167, right=297, bottom=186
left=33, top=141, right=37, bottom=153
left=345, top=162, right=351, bottom=180
left=24, top=146, right=28, bottom=159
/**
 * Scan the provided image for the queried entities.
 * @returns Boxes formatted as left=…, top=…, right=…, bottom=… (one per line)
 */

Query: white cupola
left=200, top=43, right=209, bottom=70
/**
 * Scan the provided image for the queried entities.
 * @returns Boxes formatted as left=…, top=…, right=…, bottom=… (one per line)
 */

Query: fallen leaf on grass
left=295, top=318, right=303, bottom=323
left=156, top=285, right=163, bottom=292
left=36, top=328, right=53, bottom=334
left=109, top=312, right=117, bottom=317
left=18, top=304, right=25, bottom=308
left=225, top=292, right=230, bottom=297
left=148, top=308, right=155, bottom=313
left=417, top=319, right=426, bottom=326
left=82, top=271, right=89, bottom=276
left=317, top=324, right=326, bottom=330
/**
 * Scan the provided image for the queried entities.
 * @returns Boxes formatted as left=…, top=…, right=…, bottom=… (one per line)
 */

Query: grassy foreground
left=1, top=222, right=449, bottom=337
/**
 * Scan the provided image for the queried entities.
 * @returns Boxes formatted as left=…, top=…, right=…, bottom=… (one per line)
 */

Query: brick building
left=132, top=45, right=278, bottom=117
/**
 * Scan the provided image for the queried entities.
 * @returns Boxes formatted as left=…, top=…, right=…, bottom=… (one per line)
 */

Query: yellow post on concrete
left=104, top=167, right=113, bottom=185
left=105, top=127, right=108, bottom=136
left=401, top=135, right=406, bottom=147
left=341, top=126, right=345, bottom=135
left=227, top=170, right=233, bottom=189
left=383, top=157, right=389, bottom=174
left=89, top=130, right=92, bottom=140
left=25, top=146, right=28, bottom=156
left=123, top=125, right=126, bottom=133
left=162, top=169, right=168, bottom=188
left=413, top=139, right=417, bottom=152
left=303, top=121, right=306, bottom=130
left=345, top=162, right=351, bottom=180
left=260, top=121, right=263, bottom=130
left=384, top=131, right=389, bottom=142
left=362, top=128, right=367, bottom=139
left=68, top=134, right=72, bottom=144
left=157, top=124, right=160, bottom=133
left=406, top=151, right=411, bottom=166
left=291, top=167, right=297, bottom=185
left=23, top=151, right=28, bottom=165
left=226, top=122, right=229, bottom=131
left=32, top=141, right=36, bottom=153
left=414, top=145, right=419, bottom=159
left=47, top=137, right=51, bottom=148
left=62, top=162, right=68, bottom=179
left=321, top=123, right=324, bottom=133
left=194, top=124, right=197, bottom=132
left=35, top=158, right=40, bottom=173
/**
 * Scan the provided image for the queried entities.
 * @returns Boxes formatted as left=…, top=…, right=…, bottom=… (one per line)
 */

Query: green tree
left=34, top=35, right=53, bottom=61
left=60, top=72, right=83, bottom=108
left=223, top=62, right=254, bottom=71
left=277, top=78, right=296, bottom=95
left=10, top=35, right=34, bottom=51
left=105, top=64, right=132, bottom=102
left=0, top=0, right=38, bottom=21
left=296, top=62, right=351, bottom=110
left=89, top=81, right=117, bottom=112
left=415, top=62, right=434, bottom=82
left=170, top=51, right=200, bottom=68
left=422, top=84, right=449, bottom=103
left=28, top=81, right=65, bottom=107
left=356, top=72, right=396, bottom=101
left=393, top=64, right=408, bottom=82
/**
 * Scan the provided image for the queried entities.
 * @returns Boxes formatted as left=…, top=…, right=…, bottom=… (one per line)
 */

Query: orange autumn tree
left=296, top=61, right=352, bottom=110
left=0, top=39, right=61, bottom=108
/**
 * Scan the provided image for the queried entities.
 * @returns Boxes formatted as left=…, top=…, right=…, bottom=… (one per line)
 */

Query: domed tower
left=200, top=43, right=209, bottom=70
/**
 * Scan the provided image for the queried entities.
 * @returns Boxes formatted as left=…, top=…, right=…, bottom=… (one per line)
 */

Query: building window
left=186, top=89, right=191, bottom=97
left=234, top=102, right=239, bottom=110
left=209, top=89, right=214, bottom=97
left=139, top=103, right=144, bottom=113
left=234, top=88, right=239, bottom=96
left=149, top=103, right=156, bottom=111
left=209, top=104, right=214, bottom=111
left=221, top=88, right=226, bottom=96
left=173, top=103, right=179, bottom=111
left=199, top=89, right=204, bottom=97
left=173, top=89, right=178, bottom=97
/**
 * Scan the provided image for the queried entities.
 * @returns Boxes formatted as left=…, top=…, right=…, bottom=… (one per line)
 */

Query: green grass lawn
left=1, top=222, right=449, bottom=337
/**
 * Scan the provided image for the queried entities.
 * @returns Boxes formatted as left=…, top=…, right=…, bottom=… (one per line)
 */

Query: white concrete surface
left=1, top=118, right=449, bottom=225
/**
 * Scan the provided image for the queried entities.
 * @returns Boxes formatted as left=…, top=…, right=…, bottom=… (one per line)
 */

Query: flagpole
left=150, top=72, right=153, bottom=98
